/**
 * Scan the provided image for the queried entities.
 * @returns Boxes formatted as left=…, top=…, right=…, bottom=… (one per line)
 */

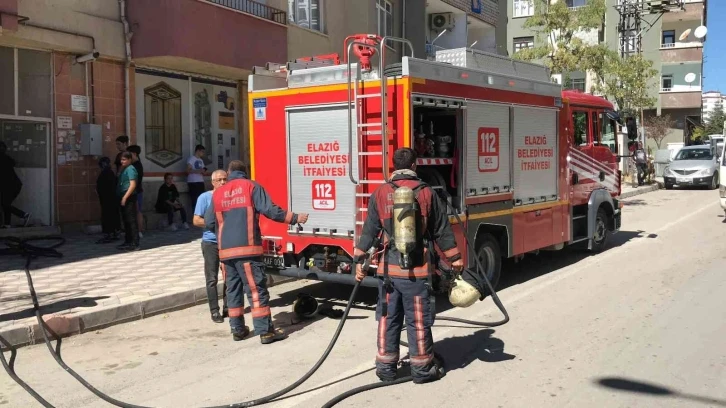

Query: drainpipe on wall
left=119, top=0, right=132, bottom=139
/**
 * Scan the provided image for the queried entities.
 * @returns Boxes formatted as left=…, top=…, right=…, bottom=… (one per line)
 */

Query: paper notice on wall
left=57, top=154, right=67, bottom=165
left=71, top=95, right=89, bottom=112
left=57, top=116, right=72, bottom=129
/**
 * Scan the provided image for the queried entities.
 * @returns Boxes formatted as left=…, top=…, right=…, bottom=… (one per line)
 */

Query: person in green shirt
left=117, top=151, right=139, bottom=251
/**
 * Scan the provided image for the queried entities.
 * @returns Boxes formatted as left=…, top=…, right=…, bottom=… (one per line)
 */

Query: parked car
left=663, top=145, right=720, bottom=190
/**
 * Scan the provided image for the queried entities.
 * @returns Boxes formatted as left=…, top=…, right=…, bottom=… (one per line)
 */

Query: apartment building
left=0, top=0, right=286, bottom=229
left=266, top=0, right=502, bottom=64
left=702, top=90, right=725, bottom=121
left=505, top=0, right=708, bottom=149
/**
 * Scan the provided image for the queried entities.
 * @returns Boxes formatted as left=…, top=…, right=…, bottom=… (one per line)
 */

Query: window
left=288, top=0, right=324, bottom=32
left=572, top=111, right=589, bottom=146
left=600, top=113, right=618, bottom=153
left=566, top=0, right=586, bottom=7
left=0, top=46, right=51, bottom=118
left=591, top=112, right=600, bottom=143
left=377, top=0, right=393, bottom=46
left=661, top=75, right=673, bottom=91
left=513, top=0, right=533, bottom=17
left=144, top=82, right=183, bottom=168
left=513, top=37, right=534, bottom=53
left=620, top=30, right=637, bottom=54
left=566, top=78, right=586, bottom=92
left=662, top=30, right=675, bottom=46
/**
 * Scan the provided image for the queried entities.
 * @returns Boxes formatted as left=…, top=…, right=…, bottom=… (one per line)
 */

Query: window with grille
left=566, top=78, right=586, bottom=92
left=288, top=0, right=324, bottom=32
left=513, top=0, right=533, bottom=17
left=513, top=37, right=534, bottom=53
left=377, top=0, right=393, bottom=47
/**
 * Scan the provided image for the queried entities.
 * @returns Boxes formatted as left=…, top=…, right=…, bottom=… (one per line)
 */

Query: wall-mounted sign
left=57, top=116, right=72, bottom=129
left=71, top=95, right=89, bottom=112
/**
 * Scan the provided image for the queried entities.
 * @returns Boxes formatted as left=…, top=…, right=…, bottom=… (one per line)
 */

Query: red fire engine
left=247, top=34, right=622, bottom=290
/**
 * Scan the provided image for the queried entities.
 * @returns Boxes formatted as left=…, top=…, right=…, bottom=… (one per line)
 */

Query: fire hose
left=1, top=197, right=508, bottom=408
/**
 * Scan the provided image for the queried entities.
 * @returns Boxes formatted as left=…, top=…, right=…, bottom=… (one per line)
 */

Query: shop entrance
left=0, top=120, right=52, bottom=226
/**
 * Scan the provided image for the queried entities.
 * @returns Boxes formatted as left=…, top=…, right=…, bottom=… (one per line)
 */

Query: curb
left=618, top=183, right=661, bottom=199
left=0, top=275, right=296, bottom=350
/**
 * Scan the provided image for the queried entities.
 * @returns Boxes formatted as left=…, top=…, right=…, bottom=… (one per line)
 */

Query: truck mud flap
left=268, top=266, right=380, bottom=288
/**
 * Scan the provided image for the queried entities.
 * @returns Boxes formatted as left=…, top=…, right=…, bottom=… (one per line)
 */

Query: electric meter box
left=79, top=124, right=102, bottom=156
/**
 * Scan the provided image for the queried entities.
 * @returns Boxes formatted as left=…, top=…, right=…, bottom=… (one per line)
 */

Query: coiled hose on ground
left=1, top=203, right=509, bottom=408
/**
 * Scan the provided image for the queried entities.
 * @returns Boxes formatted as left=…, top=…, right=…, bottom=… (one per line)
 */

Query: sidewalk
left=0, top=228, right=291, bottom=348
left=618, top=177, right=662, bottom=200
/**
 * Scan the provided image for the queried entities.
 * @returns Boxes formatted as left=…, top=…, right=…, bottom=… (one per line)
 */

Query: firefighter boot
left=412, top=352, right=446, bottom=384
left=260, top=327, right=287, bottom=344
left=231, top=326, right=251, bottom=341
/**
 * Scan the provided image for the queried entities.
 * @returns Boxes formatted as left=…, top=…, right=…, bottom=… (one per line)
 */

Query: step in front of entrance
left=0, top=226, right=61, bottom=239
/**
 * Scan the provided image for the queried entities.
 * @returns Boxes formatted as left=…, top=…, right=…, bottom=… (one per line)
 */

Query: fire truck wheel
left=476, top=233, right=502, bottom=292
left=591, top=207, right=609, bottom=253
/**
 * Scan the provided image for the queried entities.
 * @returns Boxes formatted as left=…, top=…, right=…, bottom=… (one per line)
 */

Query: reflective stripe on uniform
left=243, top=262, right=269, bottom=319
left=219, top=246, right=264, bottom=259
left=228, top=307, right=243, bottom=318
left=411, top=295, right=432, bottom=367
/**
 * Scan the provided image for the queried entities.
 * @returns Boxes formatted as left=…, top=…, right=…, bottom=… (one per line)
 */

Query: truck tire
left=475, top=233, right=502, bottom=293
left=590, top=207, right=609, bottom=253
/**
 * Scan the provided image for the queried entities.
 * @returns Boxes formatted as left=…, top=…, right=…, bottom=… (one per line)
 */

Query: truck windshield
left=674, top=148, right=712, bottom=160
left=601, top=115, right=617, bottom=153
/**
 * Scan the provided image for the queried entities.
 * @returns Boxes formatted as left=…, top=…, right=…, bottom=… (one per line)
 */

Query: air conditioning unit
left=430, top=13, right=454, bottom=31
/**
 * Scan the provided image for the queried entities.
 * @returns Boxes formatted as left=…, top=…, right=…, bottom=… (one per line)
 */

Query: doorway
left=0, top=120, right=52, bottom=226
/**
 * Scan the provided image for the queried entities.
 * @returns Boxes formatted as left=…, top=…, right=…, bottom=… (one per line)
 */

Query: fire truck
left=247, top=34, right=622, bottom=290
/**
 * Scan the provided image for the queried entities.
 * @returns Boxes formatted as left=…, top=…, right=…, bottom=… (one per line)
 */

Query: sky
left=703, top=0, right=724, bottom=92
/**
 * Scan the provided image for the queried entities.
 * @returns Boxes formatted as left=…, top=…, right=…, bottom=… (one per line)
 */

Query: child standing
left=155, top=173, right=189, bottom=231
left=95, top=157, right=120, bottom=243
left=117, top=152, right=140, bottom=251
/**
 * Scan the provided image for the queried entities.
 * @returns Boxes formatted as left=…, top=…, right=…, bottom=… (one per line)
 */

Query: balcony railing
left=660, top=41, right=703, bottom=49
left=206, top=0, right=287, bottom=24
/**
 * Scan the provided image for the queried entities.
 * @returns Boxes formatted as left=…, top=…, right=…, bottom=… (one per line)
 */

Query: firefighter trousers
left=221, top=258, right=272, bottom=335
left=375, top=276, right=436, bottom=382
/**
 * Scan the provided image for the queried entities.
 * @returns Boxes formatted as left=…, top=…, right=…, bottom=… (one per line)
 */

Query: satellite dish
left=685, top=72, right=696, bottom=84
left=694, top=26, right=708, bottom=39
left=679, top=28, right=691, bottom=41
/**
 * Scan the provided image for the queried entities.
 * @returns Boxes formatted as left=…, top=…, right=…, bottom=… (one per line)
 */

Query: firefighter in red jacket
left=354, top=148, right=463, bottom=383
left=205, top=160, right=308, bottom=343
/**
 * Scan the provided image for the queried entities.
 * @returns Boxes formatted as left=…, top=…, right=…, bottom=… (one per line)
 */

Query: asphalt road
left=1, top=189, right=725, bottom=408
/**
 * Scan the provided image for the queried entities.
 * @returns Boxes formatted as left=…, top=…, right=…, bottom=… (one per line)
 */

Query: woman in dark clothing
left=96, top=157, right=120, bottom=243
left=0, top=141, right=31, bottom=228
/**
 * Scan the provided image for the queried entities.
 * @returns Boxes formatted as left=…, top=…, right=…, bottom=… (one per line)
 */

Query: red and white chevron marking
left=567, top=148, right=620, bottom=193
left=416, top=158, right=454, bottom=166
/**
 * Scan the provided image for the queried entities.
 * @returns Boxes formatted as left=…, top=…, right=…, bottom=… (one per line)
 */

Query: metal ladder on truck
left=345, top=36, right=414, bottom=247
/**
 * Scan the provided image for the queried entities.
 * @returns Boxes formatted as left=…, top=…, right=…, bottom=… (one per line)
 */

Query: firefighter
left=354, top=147, right=464, bottom=384
left=204, top=160, right=309, bottom=343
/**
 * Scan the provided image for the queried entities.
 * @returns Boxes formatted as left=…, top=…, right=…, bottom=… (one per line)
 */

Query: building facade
left=266, top=0, right=501, bottom=64
left=505, top=0, right=708, bottom=149
left=1, top=0, right=501, bottom=230
left=0, top=0, right=287, bottom=230
left=702, top=90, right=724, bottom=121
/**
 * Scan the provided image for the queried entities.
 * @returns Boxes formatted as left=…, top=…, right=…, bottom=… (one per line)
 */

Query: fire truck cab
left=247, top=34, right=622, bottom=290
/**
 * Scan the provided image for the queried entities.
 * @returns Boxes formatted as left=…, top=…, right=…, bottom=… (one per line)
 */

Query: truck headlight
left=663, top=166, right=671, bottom=175
left=698, top=168, right=711, bottom=176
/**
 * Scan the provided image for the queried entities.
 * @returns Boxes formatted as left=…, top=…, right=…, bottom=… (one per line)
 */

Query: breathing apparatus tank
left=448, top=267, right=488, bottom=308
left=392, top=186, right=417, bottom=268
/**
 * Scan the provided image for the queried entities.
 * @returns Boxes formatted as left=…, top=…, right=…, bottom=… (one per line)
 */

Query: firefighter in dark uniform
left=354, top=148, right=463, bottom=384
left=205, top=160, right=309, bottom=343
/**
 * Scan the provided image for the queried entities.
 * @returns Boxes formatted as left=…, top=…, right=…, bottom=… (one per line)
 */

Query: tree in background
left=643, top=114, right=674, bottom=149
left=591, top=54, right=658, bottom=118
left=705, top=105, right=726, bottom=136
left=513, top=0, right=609, bottom=85
left=691, top=126, right=707, bottom=145
left=513, top=0, right=658, bottom=117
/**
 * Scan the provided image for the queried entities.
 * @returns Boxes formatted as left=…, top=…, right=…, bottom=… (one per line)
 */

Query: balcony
left=207, top=0, right=286, bottom=24
left=660, top=43, right=703, bottom=63
left=127, top=0, right=287, bottom=80
left=660, top=90, right=702, bottom=109
left=662, top=2, right=704, bottom=23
